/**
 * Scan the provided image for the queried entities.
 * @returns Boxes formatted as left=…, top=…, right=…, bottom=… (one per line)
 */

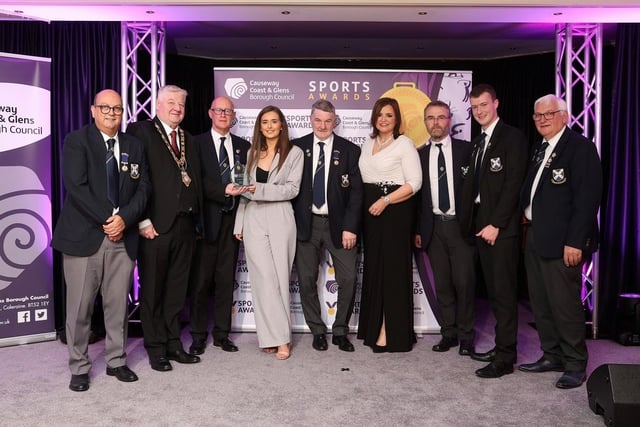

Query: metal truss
left=121, top=21, right=166, bottom=128
left=555, top=23, right=603, bottom=338
left=121, top=21, right=166, bottom=321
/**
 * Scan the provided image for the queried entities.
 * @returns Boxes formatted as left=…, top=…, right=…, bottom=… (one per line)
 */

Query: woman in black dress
left=356, top=97, right=422, bottom=352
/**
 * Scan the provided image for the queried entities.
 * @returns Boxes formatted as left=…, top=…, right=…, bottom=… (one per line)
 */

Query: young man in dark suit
left=518, top=94, right=602, bottom=389
left=52, top=89, right=151, bottom=391
left=415, top=101, right=476, bottom=356
left=459, top=84, right=528, bottom=378
left=292, top=100, right=363, bottom=352
left=126, top=85, right=202, bottom=371
left=188, top=96, right=250, bottom=355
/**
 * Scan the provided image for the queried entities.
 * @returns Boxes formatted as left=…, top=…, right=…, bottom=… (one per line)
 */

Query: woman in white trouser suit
left=234, top=106, right=303, bottom=360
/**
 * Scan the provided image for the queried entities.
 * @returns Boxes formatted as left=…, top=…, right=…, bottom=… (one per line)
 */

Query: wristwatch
left=382, top=196, right=391, bottom=205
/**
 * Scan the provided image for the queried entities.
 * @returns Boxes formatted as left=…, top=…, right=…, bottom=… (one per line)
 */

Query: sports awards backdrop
left=0, top=53, right=55, bottom=346
left=214, top=68, right=472, bottom=333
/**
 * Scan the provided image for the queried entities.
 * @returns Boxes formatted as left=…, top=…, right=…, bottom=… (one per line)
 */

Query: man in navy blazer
left=292, top=100, right=363, bottom=352
left=518, top=94, right=602, bottom=389
left=188, top=96, right=250, bottom=355
left=414, top=101, right=476, bottom=356
left=52, top=89, right=150, bottom=391
left=459, top=84, right=528, bottom=378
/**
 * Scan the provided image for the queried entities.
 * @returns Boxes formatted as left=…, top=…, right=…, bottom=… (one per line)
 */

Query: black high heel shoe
left=372, top=344, right=387, bottom=353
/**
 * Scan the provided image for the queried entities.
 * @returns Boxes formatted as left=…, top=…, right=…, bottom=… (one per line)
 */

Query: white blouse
left=358, top=134, right=422, bottom=193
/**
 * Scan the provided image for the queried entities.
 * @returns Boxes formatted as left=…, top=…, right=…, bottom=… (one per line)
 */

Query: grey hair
left=534, top=94, right=567, bottom=111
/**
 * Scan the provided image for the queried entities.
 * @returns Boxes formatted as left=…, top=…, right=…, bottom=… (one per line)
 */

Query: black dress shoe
left=432, top=336, right=458, bottom=352
left=167, top=349, right=201, bottom=364
left=69, top=374, right=90, bottom=392
left=213, top=337, right=239, bottom=352
left=555, top=370, right=586, bottom=389
left=475, top=362, right=514, bottom=378
left=518, top=357, right=564, bottom=373
left=458, top=341, right=475, bottom=356
left=106, top=365, right=139, bottom=382
left=332, top=335, right=355, bottom=352
left=312, top=334, right=328, bottom=351
left=150, top=356, right=172, bottom=372
left=189, top=338, right=207, bottom=355
left=470, top=347, right=496, bottom=362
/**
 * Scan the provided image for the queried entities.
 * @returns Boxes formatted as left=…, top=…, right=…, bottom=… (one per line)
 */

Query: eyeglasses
left=424, top=115, right=450, bottom=122
left=95, top=105, right=124, bottom=115
left=211, top=108, right=235, bottom=115
left=532, top=110, right=564, bottom=121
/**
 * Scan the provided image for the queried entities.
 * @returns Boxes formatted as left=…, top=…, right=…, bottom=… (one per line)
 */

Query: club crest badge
left=129, top=163, right=140, bottom=179
left=489, top=157, right=503, bottom=172
left=551, top=168, right=566, bottom=184
left=461, top=165, right=469, bottom=177
left=341, top=174, right=350, bottom=188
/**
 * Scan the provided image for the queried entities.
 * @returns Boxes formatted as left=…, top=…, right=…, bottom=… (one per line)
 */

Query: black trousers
left=189, top=212, right=239, bottom=341
left=427, top=219, right=476, bottom=342
left=476, top=235, right=519, bottom=364
left=138, top=215, right=195, bottom=357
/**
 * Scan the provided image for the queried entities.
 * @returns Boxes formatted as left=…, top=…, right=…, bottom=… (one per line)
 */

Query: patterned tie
left=170, top=130, right=179, bottom=156
left=532, top=141, right=549, bottom=170
left=522, top=141, right=550, bottom=204
left=219, top=137, right=233, bottom=211
left=106, top=138, right=119, bottom=207
left=219, top=137, right=231, bottom=184
left=473, top=132, right=487, bottom=199
left=435, top=143, right=450, bottom=213
left=313, top=142, right=325, bottom=209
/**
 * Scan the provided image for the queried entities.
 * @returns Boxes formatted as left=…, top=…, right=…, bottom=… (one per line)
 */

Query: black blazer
left=521, top=127, right=602, bottom=258
left=292, top=133, right=363, bottom=248
left=195, top=131, right=250, bottom=241
left=126, top=117, right=203, bottom=234
left=459, top=119, right=528, bottom=239
left=416, top=138, right=472, bottom=249
left=52, top=123, right=151, bottom=259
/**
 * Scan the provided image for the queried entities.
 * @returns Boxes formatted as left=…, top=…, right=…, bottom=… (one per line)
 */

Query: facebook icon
left=17, top=311, right=31, bottom=323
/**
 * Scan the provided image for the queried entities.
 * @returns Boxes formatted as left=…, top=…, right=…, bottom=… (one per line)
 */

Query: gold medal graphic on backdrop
left=381, top=82, right=431, bottom=147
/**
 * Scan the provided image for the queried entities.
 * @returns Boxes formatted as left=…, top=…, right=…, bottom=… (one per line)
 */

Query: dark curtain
left=599, top=23, right=640, bottom=335
left=1, top=21, right=121, bottom=330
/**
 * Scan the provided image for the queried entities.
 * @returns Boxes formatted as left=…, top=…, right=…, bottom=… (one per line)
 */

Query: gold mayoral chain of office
left=153, top=121, right=192, bottom=187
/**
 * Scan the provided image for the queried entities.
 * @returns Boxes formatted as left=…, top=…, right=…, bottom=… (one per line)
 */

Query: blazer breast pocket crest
left=489, top=157, right=503, bottom=172
left=551, top=168, right=566, bottom=184
left=340, top=174, right=350, bottom=188
left=129, top=163, right=140, bottom=179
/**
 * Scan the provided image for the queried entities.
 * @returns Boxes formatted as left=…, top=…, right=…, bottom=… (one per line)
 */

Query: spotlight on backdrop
left=616, top=293, right=640, bottom=346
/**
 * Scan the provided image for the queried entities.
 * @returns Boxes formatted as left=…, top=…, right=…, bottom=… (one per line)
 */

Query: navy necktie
left=219, top=137, right=231, bottom=184
left=473, top=132, right=487, bottom=199
left=523, top=141, right=550, bottom=204
left=435, top=143, right=450, bottom=213
left=219, top=137, right=234, bottom=211
left=106, top=138, right=119, bottom=207
left=532, top=141, right=549, bottom=170
left=313, top=142, right=325, bottom=209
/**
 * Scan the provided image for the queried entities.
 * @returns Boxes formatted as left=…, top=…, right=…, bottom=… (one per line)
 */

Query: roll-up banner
left=0, top=52, right=55, bottom=346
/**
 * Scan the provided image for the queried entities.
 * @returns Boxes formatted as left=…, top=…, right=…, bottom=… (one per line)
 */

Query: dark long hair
left=247, top=105, right=292, bottom=172
left=369, top=97, right=402, bottom=139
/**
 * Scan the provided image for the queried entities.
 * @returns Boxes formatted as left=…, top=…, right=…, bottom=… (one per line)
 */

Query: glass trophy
left=234, top=161, right=247, bottom=186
